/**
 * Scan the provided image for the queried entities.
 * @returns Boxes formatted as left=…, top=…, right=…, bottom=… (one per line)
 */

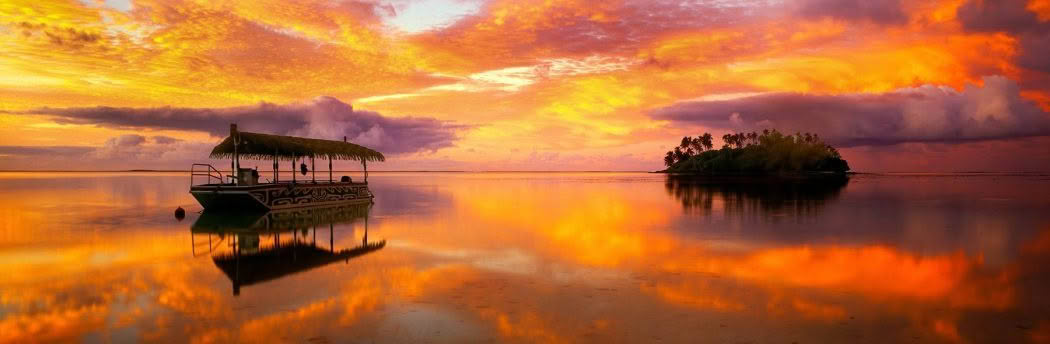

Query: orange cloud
left=0, top=305, right=109, bottom=344
left=1030, top=0, right=1050, bottom=21
left=1, top=0, right=1048, bottom=171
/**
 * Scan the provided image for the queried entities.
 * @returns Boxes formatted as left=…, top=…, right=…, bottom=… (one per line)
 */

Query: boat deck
left=192, top=180, right=369, bottom=188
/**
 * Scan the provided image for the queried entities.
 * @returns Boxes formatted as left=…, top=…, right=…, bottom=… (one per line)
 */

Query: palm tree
left=664, top=151, right=675, bottom=167
left=700, top=133, right=713, bottom=151
left=690, top=136, right=704, bottom=153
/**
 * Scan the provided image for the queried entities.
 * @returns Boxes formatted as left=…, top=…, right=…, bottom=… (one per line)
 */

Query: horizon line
left=0, top=169, right=1048, bottom=174
left=0, top=169, right=652, bottom=173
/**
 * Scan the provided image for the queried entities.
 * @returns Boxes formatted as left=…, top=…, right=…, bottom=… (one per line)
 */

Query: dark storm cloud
left=649, top=76, right=1050, bottom=147
left=794, top=0, right=907, bottom=24
left=20, top=96, right=469, bottom=155
left=957, top=0, right=1050, bottom=74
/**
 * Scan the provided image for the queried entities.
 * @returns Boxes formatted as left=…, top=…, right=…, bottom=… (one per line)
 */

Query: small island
left=660, top=129, right=850, bottom=177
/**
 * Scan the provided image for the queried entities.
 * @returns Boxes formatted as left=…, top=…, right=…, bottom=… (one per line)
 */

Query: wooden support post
left=231, top=124, right=239, bottom=185
left=273, top=149, right=278, bottom=183
left=363, top=161, right=368, bottom=183
left=343, top=136, right=348, bottom=183
left=230, top=124, right=237, bottom=183
left=328, top=155, right=332, bottom=183
left=291, top=155, right=296, bottom=183
left=311, top=156, right=316, bottom=183
left=329, top=223, right=334, bottom=253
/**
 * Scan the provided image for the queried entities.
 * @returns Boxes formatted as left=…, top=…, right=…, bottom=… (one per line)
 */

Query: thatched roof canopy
left=210, top=130, right=385, bottom=162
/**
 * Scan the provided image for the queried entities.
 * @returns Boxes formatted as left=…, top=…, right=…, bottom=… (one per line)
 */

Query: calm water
left=1, top=172, right=1049, bottom=343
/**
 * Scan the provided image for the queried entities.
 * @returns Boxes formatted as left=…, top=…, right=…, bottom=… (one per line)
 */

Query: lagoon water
left=1, top=172, right=1049, bottom=343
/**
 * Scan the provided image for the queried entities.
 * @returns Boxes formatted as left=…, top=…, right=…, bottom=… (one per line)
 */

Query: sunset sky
left=2, top=0, right=1050, bottom=171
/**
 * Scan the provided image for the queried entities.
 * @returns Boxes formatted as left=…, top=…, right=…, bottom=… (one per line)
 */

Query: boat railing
left=191, top=164, right=227, bottom=186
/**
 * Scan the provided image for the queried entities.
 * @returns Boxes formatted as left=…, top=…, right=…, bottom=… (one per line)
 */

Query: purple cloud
left=0, top=146, right=94, bottom=156
left=20, top=97, right=469, bottom=155
left=151, top=136, right=181, bottom=145
left=0, top=134, right=216, bottom=170
left=109, top=134, right=146, bottom=147
left=957, top=0, right=1044, bottom=33
left=649, top=76, right=1050, bottom=147
left=794, top=0, right=907, bottom=24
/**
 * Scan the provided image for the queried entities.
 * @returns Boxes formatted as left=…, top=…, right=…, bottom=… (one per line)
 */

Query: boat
left=190, top=204, right=386, bottom=295
left=190, top=124, right=385, bottom=211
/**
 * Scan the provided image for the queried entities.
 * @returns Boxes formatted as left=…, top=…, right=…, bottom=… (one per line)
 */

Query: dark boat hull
left=190, top=182, right=373, bottom=211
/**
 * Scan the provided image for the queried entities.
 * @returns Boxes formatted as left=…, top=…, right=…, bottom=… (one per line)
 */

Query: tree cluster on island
left=662, top=129, right=850, bottom=175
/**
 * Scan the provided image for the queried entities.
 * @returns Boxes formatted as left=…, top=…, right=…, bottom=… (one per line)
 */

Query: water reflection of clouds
left=358, top=174, right=1039, bottom=341
left=2, top=173, right=1050, bottom=343
left=368, top=176, right=456, bottom=217
left=0, top=173, right=195, bottom=242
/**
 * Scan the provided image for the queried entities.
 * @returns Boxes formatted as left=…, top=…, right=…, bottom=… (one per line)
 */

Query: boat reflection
left=664, top=175, right=849, bottom=216
left=190, top=204, right=385, bottom=295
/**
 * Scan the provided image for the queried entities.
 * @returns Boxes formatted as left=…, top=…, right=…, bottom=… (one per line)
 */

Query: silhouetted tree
left=689, top=136, right=703, bottom=153
left=700, top=133, right=714, bottom=151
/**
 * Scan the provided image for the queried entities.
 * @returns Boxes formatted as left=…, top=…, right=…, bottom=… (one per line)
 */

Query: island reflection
left=191, top=205, right=385, bottom=296
left=664, top=175, right=848, bottom=216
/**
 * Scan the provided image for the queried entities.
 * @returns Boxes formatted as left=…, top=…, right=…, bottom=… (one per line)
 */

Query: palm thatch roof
left=210, top=130, right=385, bottom=162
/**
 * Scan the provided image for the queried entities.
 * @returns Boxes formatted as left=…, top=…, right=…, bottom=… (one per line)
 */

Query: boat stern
left=190, top=187, right=270, bottom=212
